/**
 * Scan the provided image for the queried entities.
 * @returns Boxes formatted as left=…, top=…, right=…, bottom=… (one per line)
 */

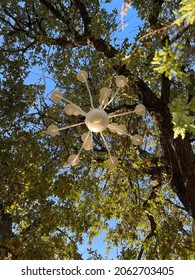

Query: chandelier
left=47, top=71, right=146, bottom=169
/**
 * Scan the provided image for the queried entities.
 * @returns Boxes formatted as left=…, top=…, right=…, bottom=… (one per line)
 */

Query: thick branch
left=157, top=107, right=195, bottom=218
left=39, top=0, right=78, bottom=37
left=170, top=25, right=191, bottom=45
left=137, top=214, right=156, bottom=260
left=148, top=0, right=164, bottom=27
left=138, top=186, right=158, bottom=259
left=70, top=0, right=92, bottom=34
left=0, top=40, right=37, bottom=53
left=39, top=0, right=67, bottom=23
left=161, top=74, right=171, bottom=104
left=0, top=245, right=17, bottom=260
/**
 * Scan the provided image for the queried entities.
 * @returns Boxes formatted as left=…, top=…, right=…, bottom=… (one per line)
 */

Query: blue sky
left=106, top=1, right=143, bottom=42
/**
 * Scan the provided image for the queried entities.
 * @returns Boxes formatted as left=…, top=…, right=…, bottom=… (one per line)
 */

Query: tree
left=0, top=0, right=195, bottom=259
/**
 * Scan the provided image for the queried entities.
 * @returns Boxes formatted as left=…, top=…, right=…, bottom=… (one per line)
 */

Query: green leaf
left=173, top=126, right=186, bottom=139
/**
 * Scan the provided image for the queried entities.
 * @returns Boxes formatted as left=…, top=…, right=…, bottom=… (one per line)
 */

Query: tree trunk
left=87, top=37, right=195, bottom=218
left=0, top=205, right=13, bottom=259
left=157, top=106, right=195, bottom=218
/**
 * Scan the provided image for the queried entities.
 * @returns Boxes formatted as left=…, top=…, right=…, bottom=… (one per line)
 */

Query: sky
left=24, top=1, right=143, bottom=259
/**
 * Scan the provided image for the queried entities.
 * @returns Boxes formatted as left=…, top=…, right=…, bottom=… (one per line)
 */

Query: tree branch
left=0, top=40, right=37, bottom=54
left=148, top=0, right=164, bottom=27
left=170, top=25, right=191, bottom=45
left=137, top=214, right=157, bottom=260
left=70, top=0, right=92, bottom=34
left=39, top=0, right=67, bottom=23
left=0, top=244, right=17, bottom=260
left=39, top=0, right=76, bottom=36
left=161, top=73, right=171, bottom=104
left=137, top=185, right=159, bottom=259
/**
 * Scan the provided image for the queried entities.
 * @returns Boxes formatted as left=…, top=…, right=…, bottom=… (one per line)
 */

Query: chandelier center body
left=85, top=108, right=109, bottom=132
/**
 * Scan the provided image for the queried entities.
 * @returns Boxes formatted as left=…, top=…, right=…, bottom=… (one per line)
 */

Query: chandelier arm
left=107, top=125, right=143, bottom=144
left=82, top=75, right=94, bottom=109
left=74, top=131, right=91, bottom=162
left=62, top=97, right=87, bottom=116
left=100, top=132, right=114, bottom=164
left=117, top=129, right=133, bottom=139
left=90, top=131, right=93, bottom=141
left=107, top=123, right=119, bottom=132
left=98, top=99, right=107, bottom=109
left=109, top=110, right=135, bottom=118
left=125, top=132, right=133, bottom=139
left=108, top=124, right=133, bottom=137
left=57, top=122, right=86, bottom=131
left=124, top=133, right=143, bottom=145
left=103, top=88, right=120, bottom=109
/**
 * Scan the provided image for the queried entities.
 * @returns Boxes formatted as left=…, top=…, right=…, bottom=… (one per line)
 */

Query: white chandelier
left=47, top=70, right=146, bottom=169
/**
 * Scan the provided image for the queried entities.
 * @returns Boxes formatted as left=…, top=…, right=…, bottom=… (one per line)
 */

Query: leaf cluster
left=0, top=0, right=195, bottom=260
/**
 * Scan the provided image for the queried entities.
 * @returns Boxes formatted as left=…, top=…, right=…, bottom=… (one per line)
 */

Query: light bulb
left=132, top=134, right=143, bottom=145
left=68, top=154, right=79, bottom=166
left=99, top=87, right=111, bottom=97
left=64, top=104, right=75, bottom=115
left=76, top=70, right=88, bottom=82
left=116, top=124, right=127, bottom=135
left=85, top=109, right=109, bottom=132
left=72, top=109, right=81, bottom=116
left=81, top=132, right=90, bottom=142
left=83, top=140, right=93, bottom=150
left=47, top=124, right=59, bottom=137
left=64, top=104, right=83, bottom=116
left=108, top=123, right=119, bottom=133
left=134, top=104, right=146, bottom=116
left=115, top=75, right=128, bottom=87
left=107, top=156, right=118, bottom=169
left=51, top=90, right=63, bottom=102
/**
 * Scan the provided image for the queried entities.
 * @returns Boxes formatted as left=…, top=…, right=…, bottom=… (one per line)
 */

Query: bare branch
left=170, top=25, right=191, bottom=45
left=0, top=40, right=37, bottom=54
left=137, top=214, right=157, bottom=260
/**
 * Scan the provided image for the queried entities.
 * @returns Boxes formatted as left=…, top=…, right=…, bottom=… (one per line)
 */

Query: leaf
left=188, top=98, right=195, bottom=111
left=174, top=0, right=195, bottom=26
left=173, top=126, right=186, bottom=139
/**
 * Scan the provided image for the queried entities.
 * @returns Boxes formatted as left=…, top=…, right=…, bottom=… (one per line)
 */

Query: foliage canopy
left=0, top=0, right=195, bottom=259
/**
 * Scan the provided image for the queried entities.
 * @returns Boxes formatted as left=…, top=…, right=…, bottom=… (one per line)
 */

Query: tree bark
left=0, top=205, right=13, bottom=259
left=157, top=106, right=195, bottom=218
left=86, top=37, right=195, bottom=218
